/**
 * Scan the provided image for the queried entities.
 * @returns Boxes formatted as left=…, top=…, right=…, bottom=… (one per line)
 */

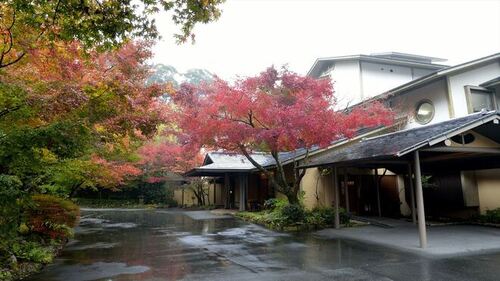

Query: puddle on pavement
left=36, top=262, right=149, bottom=281
left=28, top=209, right=500, bottom=281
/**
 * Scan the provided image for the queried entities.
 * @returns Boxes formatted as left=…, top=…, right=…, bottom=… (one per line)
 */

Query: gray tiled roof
left=302, top=111, right=500, bottom=168
left=199, top=148, right=312, bottom=171
left=184, top=124, right=391, bottom=176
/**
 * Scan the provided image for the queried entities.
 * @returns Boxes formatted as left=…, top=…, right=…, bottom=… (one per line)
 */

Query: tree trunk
left=287, top=192, right=299, bottom=205
left=69, top=182, right=84, bottom=198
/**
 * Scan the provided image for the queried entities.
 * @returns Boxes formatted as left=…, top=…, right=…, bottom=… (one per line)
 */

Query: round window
left=415, top=100, right=435, bottom=124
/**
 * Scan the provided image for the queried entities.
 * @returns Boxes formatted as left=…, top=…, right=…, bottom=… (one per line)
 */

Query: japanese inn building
left=180, top=52, right=500, bottom=247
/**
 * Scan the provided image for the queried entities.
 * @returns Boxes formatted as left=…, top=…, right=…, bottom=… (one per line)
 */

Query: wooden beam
left=363, top=160, right=409, bottom=165
left=421, top=146, right=500, bottom=154
left=421, top=152, right=473, bottom=163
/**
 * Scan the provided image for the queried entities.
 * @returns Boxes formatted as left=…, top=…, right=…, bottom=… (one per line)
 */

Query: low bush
left=479, top=208, right=500, bottom=224
left=263, top=198, right=289, bottom=211
left=140, top=183, right=177, bottom=205
left=28, top=194, right=80, bottom=239
left=0, top=175, right=25, bottom=245
left=237, top=202, right=350, bottom=231
left=11, top=242, right=53, bottom=264
left=0, top=270, right=13, bottom=280
left=306, top=207, right=349, bottom=227
left=263, top=198, right=278, bottom=210
left=279, top=204, right=306, bottom=225
left=74, top=198, right=143, bottom=208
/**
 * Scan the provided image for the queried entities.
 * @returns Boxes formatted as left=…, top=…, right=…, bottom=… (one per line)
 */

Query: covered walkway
left=302, top=111, right=500, bottom=248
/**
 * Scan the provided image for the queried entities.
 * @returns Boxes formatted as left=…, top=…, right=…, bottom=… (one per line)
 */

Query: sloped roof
left=301, top=111, right=500, bottom=168
left=308, top=53, right=448, bottom=77
left=184, top=148, right=312, bottom=176
left=184, top=123, right=397, bottom=177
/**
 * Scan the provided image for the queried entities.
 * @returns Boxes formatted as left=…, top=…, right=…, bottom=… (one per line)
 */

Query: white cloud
left=152, top=0, right=500, bottom=80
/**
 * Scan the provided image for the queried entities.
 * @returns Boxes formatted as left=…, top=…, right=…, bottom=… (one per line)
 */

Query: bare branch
left=0, top=104, right=22, bottom=118
left=0, top=51, right=25, bottom=68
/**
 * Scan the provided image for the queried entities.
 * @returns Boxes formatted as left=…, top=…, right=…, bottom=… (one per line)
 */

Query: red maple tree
left=138, top=139, right=203, bottom=183
left=171, top=67, right=393, bottom=203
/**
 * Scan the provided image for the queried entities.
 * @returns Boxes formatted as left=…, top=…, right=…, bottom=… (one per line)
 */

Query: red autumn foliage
left=90, top=155, right=142, bottom=189
left=2, top=40, right=167, bottom=137
left=172, top=67, right=393, bottom=153
left=138, top=140, right=203, bottom=183
left=28, top=194, right=80, bottom=239
left=171, top=66, right=393, bottom=203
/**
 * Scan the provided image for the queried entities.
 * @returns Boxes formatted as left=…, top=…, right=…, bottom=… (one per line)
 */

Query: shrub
left=306, top=207, right=350, bottom=227
left=263, top=198, right=278, bottom=210
left=0, top=270, right=13, bottom=280
left=18, top=223, right=30, bottom=235
left=238, top=204, right=350, bottom=231
left=263, top=198, right=288, bottom=211
left=306, top=211, right=326, bottom=226
left=0, top=175, right=25, bottom=244
left=11, top=242, right=53, bottom=264
left=279, top=204, right=306, bottom=225
left=480, top=208, right=500, bottom=224
left=140, top=183, right=174, bottom=204
left=28, top=194, right=80, bottom=239
left=339, top=208, right=350, bottom=225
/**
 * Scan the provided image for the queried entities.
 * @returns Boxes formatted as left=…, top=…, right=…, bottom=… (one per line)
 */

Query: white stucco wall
left=329, top=60, right=436, bottom=109
left=361, top=62, right=415, bottom=99
left=448, top=61, right=500, bottom=117
left=328, top=60, right=362, bottom=110
left=391, top=78, right=450, bottom=129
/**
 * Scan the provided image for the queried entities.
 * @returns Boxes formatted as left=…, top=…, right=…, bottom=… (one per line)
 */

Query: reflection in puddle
left=102, top=222, right=138, bottom=228
left=29, top=209, right=500, bottom=281
left=66, top=242, right=120, bottom=251
left=79, top=217, right=110, bottom=225
left=42, top=262, right=149, bottom=281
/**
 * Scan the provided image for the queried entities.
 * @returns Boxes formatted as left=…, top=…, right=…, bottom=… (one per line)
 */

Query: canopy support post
left=407, top=163, right=417, bottom=224
left=213, top=178, right=217, bottom=206
left=224, top=173, right=230, bottom=209
left=414, top=151, right=428, bottom=248
left=333, top=166, right=340, bottom=229
left=344, top=168, right=350, bottom=213
left=239, top=173, right=247, bottom=211
left=374, top=169, right=382, bottom=217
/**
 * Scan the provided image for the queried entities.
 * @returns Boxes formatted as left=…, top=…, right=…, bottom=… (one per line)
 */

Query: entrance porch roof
left=300, top=111, right=500, bottom=169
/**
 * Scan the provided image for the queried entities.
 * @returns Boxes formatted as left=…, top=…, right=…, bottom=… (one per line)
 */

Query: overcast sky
left=152, top=0, right=500, bottom=80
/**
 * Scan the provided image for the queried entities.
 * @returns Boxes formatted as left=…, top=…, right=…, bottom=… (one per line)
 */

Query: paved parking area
left=30, top=209, right=500, bottom=281
left=316, top=221, right=500, bottom=257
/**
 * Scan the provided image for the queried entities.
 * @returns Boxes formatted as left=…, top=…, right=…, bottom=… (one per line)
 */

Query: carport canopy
left=299, top=110, right=500, bottom=249
left=301, top=110, right=500, bottom=171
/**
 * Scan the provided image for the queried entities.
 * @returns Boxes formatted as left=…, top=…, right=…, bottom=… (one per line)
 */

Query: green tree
left=0, top=0, right=224, bottom=68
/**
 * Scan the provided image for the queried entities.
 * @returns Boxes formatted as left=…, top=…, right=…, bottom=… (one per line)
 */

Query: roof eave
left=395, top=112, right=500, bottom=157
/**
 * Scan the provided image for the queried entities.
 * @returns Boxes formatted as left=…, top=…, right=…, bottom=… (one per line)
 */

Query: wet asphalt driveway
left=29, top=209, right=500, bottom=281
